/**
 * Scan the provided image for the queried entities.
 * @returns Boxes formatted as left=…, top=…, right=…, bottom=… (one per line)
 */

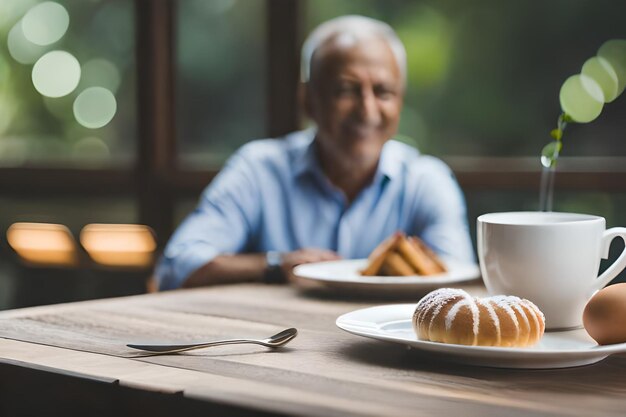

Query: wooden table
left=0, top=282, right=625, bottom=417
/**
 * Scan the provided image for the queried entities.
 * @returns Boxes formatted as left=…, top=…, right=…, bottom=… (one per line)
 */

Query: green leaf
left=541, top=141, right=562, bottom=168
left=550, top=129, right=562, bottom=140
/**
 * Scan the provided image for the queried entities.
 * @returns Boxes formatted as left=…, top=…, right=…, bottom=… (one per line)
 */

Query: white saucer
left=336, top=304, right=626, bottom=369
left=294, top=259, right=480, bottom=293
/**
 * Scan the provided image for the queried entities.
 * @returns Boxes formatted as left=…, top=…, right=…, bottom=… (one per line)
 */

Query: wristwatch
left=264, top=251, right=286, bottom=284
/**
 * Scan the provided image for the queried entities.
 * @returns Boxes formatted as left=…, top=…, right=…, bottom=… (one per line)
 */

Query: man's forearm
left=182, top=254, right=266, bottom=288
left=180, top=248, right=341, bottom=288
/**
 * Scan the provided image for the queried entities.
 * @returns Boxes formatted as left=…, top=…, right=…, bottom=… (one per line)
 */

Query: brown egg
left=583, top=283, right=626, bottom=345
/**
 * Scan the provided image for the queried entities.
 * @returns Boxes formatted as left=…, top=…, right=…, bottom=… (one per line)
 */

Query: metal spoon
left=126, top=328, right=298, bottom=355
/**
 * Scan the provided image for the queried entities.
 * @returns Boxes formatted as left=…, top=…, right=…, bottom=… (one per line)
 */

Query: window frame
left=1, top=0, right=625, bottom=247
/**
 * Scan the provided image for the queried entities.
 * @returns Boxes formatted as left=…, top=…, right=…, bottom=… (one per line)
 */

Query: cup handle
left=594, top=227, right=626, bottom=291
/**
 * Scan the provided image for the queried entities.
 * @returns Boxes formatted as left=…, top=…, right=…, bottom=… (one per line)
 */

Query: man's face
left=305, top=37, right=404, bottom=164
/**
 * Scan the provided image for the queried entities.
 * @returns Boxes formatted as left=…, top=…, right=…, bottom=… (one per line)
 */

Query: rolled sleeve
left=156, top=242, right=220, bottom=290
left=155, top=149, right=261, bottom=290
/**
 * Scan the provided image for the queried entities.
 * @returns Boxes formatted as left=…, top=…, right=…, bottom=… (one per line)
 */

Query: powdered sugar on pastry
left=412, top=288, right=545, bottom=347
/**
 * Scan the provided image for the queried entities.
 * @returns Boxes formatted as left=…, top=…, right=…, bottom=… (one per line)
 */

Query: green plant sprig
left=542, top=113, right=572, bottom=168
left=540, top=39, right=626, bottom=169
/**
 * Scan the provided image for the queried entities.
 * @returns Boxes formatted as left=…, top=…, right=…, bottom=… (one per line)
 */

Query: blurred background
left=1, top=0, right=626, bottom=309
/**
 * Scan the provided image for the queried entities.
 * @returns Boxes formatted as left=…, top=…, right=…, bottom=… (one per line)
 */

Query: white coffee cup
left=477, top=211, right=626, bottom=330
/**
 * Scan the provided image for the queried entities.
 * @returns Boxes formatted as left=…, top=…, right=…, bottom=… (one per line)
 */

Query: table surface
left=0, top=282, right=625, bottom=417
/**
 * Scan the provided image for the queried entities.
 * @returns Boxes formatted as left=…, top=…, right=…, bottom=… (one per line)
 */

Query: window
left=0, top=0, right=136, bottom=167
left=176, top=0, right=267, bottom=168
left=1, top=0, right=625, bottom=237
left=304, top=0, right=626, bottom=158
left=2, top=0, right=626, bottom=305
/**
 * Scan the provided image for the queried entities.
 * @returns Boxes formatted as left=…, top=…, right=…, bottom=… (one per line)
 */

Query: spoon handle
left=127, top=339, right=266, bottom=354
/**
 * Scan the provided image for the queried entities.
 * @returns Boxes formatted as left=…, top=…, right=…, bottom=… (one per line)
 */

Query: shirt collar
left=292, top=129, right=402, bottom=182
left=377, top=140, right=402, bottom=181
left=292, top=129, right=319, bottom=179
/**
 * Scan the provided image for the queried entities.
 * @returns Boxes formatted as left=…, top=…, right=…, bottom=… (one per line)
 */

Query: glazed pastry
left=413, top=288, right=545, bottom=347
left=360, top=233, right=402, bottom=276
left=381, top=251, right=415, bottom=276
left=361, top=232, right=447, bottom=276
left=401, top=236, right=447, bottom=275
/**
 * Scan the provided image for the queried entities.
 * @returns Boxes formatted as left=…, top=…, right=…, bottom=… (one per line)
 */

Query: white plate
left=294, top=259, right=480, bottom=293
left=336, top=304, right=626, bottom=369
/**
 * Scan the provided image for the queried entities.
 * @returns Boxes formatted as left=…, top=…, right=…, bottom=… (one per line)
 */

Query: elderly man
left=156, top=15, right=474, bottom=290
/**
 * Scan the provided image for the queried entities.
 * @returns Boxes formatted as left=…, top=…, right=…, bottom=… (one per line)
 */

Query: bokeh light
left=80, top=224, right=157, bottom=268
left=32, top=50, right=81, bottom=97
left=559, top=74, right=604, bottom=123
left=0, top=0, right=38, bottom=28
left=7, top=223, right=79, bottom=267
left=79, top=59, right=121, bottom=92
left=598, top=39, right=626, bottom=95
left=73, top=87, right=117, bottom=128
left=581, top=57, right=618, bottom=103
left=22, top=2, right=70, bottom=46
left=7, top=21, right=47, bottom=64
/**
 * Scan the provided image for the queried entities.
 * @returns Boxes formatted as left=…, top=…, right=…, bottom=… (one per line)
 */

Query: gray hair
left=300, top=15, right=407, bottom=84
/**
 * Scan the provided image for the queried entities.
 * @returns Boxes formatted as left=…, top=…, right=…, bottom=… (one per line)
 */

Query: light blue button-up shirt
left=156, top=130, right=474, bottom=290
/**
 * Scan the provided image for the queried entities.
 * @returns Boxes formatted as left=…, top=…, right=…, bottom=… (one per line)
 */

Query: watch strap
left=263, top=251, right=286, bottom=284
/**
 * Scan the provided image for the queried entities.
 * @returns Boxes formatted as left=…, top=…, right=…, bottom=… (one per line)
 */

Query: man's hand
left=183, top=249, right=341, bottom=288
left=280, top=248, right=341, bottom=282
